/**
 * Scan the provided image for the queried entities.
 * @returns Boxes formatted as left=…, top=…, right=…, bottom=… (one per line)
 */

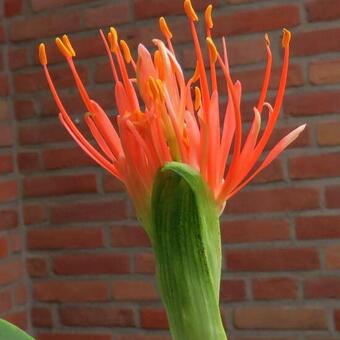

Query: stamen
left=148, top=76, right=159, bottom=100
left=205, top=5, right=213, bottom=30
left=55, top=37, right=73, bottom=59
left=190, top=63, right=200, bottom=83
left=159, top=17, right=173, bottom=40
left=109, top=27, right=118, bottom=52
left=156, top=79, right=165, bottom=101
left=194, top=86, right=201, bottom=111
left=62, top=34, right=76, bottom=57
left=206, top=37, right=217, bottom=63
left=184, top=0, right=198, bottom=21
left=120, top=40, right=132, bottom=64
left=38, top=43, right=47, bottom=66
left=282, top=28, right=291, bottom=48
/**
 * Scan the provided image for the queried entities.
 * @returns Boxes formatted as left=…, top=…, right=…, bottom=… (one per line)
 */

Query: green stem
left=150, top=162, right=228, bottom=340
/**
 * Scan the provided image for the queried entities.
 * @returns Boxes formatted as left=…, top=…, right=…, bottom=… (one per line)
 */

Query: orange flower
left=39, top=0, right=305, bottom=224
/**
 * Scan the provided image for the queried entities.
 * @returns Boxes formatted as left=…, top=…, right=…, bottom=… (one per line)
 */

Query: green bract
left=0, top=319, right=34, bottom=340
left=150, top=162, right=227, bottom=340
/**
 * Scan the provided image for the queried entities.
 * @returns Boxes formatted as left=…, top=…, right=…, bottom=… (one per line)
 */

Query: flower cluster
left=39, top=0, right=305, bottom=223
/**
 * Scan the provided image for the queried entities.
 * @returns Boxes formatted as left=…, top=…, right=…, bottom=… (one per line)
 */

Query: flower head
left=39, top=0, right=305, bottom=227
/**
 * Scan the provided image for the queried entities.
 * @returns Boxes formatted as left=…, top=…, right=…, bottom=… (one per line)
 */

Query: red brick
left=112, top=280, right=158, bottom=301
left=53, top=253, right=130, bottom=275
left=4, top=311, right=28, bottom=330
left=28, top=227, right=103, bottom=250
left=8, top=48, right=29, bottom=70
left=42, top=147, right=95, bottom=169
left=227, top=187, right=319, bottom=214
left=0, top=291, right=12, bottom=314
left=214, top=5, right=300, bottom=36
left=171, top=37, right=265, bottom=69
left=4, top=0, right=22, bottom=16
left=23, top=174, right=97, bottom=197
left=309, top=58, right=340, bottom=85
left=296, top=215, right=340, bottom=240
left=83, top=3, right=129, bottom=28
left=325, top=186, right=340, bottom=208
left=0, top=236, right=9, bottom=258
left=51, top=199, right=127, bottom=224
left=59, top=306, right=134, bottom=327
left=14, top=65, right=88, bottom=93
left=226, top=247, right=320, bottom=271
left=135, top=252, right=155, bottom=274
left=325, top=244, right=340, bottom=269
left=234, top=306, right=326, bottom=329
left=26, top=257, right=48, bottom=278
left=140, top=308, right=168, bottom=329
left=285, top=90, right=340, bottom=116
left=0, top=209, right=18, bottom=230
left=0, top=124, right=12, bottom=146
left=134, top=0, right=219, bottom=19
left=17, top=152, right=40, bottom=173
left=31, top=307, right=53, bottom=328
left=111, top=226, right=150, bottom=247
left=220, top=279, right=246, bottom=301
left=292, top=28, right=340, bottom=56
left=15, top=283, right=28, bottom=305
left=251, top=160, right=284, bottom=184
left=290, top=153, right=340, bottom=179
left=10, top=12, right=81, bottom=41
left=306, top=0, right=340, bottom=22
left=317, top=121, right=340, bottom=146
left=37, top=334, right=111, bottom=340
left=335, top=310, right=340, bottom=330
left=10, top=231, right=22, bottom=253
left=19, top=122, right=71, bottom=145
left=103, top=174, right=124, bottom=192
left=221, top=219, right=290, bottom=244
left=31, top=0, right=92, bottom=11
left=304, top=277, right=340, bottom=298
left=252, top=277, right=298, bottom=300
left=0, top=154, right=13, bottom=174
left=0, top=260, right=23, bottom=285
left=220, top=64, right=303, bottom=94
left=34, top=280, right=109, bottom=302
left=0, top=25, right=4, bottom=43
left=0, top=74, right=6, bottom=96
left=23, top=203, right=47, bottom=225
left=0, top=180, right=18, bottom=203
left=14, top=99, right=36, bottom=120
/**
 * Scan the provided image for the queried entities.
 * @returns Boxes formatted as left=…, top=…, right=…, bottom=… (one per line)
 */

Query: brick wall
left=0, top=0, right=31, bottom=331
left=1, top=0, right=340, bottom=339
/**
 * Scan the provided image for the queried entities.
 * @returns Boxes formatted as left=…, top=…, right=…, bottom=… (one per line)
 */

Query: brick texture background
left=1, top=0, right=340, bottom=339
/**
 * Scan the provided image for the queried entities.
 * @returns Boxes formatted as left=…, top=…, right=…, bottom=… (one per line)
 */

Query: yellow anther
left=265, top=33, right=270, bottom=46
left=206, top=37, right=218, bottom=63
left=62, top=34, right=76, bottom=57
left=109, top=27, right=118, bottom=52
left=38, top=43, right=47, bottom=65
left=55, top=37, right=73, bottom=59
left=282, top=28, right=291, bottom=48
left=191, top=63, right=200, bottom=83
left=159, top=17, right=173, bottom=40
left=194, top=86, right=201, bottom=111
left=205, top=5, right=213, bottom=29
left=156, top=79, right=165, bottom=100
left=184, top=0, right=198, bottom=21
left=120, top=40, right=132, bottom=63
left=148, top=76, right=159, bottom=100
